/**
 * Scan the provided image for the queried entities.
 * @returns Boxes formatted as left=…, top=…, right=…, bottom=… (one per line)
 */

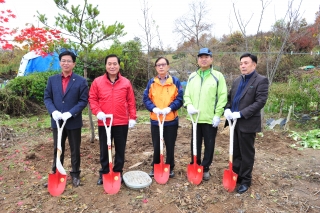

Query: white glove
left=187, top=105, right=198, bottom=114
left=52, top=110, right=62, bottom=121
left=97, top=111, right=107, bottom=121
left=232, top=111, right=241, bottom=119
left=224, top=109, right=233, bottom=120
left=61, top=112, right=72, bottom=121
left=162, top=107, right=171, bottom=115
left=128, top=119, right=136, bottom=128
left=152, top=107, right=161, bottom=115
left=212, top=116, right=220, bottom=127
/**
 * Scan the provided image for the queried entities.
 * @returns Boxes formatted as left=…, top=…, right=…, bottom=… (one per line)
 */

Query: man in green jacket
left=184, top=48, right=228, bottom=181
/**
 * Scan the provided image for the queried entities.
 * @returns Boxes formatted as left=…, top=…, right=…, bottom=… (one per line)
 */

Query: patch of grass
left=1, top=113, right=50, bottom=133
left=137, top=110, right=150, bottom=123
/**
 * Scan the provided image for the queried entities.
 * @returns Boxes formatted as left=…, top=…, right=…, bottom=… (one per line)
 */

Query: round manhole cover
left=123, top=171, right=152, bottom=189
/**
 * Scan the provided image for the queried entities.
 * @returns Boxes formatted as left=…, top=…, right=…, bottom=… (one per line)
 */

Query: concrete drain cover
left=123, top=171, right=152, bottom=189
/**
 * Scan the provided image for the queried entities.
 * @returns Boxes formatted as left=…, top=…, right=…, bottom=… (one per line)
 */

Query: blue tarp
left=24, top=52, right=60, bottom=75
left=18, top=49, right=78, bottom=76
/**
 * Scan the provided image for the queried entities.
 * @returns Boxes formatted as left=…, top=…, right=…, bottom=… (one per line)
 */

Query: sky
left=2, top=0, right=320, bottom=50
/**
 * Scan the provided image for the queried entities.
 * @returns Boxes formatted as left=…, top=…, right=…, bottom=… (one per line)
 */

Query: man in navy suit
left=224, top=53, right=269, bottom=194
left=44, top=50, right=88, bottom=187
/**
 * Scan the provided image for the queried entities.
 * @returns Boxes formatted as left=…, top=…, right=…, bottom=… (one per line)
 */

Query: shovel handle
left=55, top=120, right=66, bottom=154
left=55, top=120, right=67, bottom=175
left=103, top=115, right=113, bottom=163
left=189, top=112, right=200, bottom=156
left=157, top=114, right=166, bottom=155
left=227, top=119, right=237, bottom=162
left=103, top=115, right=113, bottom=145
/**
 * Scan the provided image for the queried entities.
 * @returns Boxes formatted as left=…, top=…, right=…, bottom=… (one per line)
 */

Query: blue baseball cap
left=198, top=48, right=212, bottom=57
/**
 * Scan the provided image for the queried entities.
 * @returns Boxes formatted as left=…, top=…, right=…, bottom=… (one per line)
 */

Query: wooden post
left=278, top=98, right=284, bottom=118
left=284, top=105, right=292, bottom=131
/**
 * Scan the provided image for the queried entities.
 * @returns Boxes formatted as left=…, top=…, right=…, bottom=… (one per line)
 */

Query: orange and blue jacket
left=143, top=75, right=183, bottom=126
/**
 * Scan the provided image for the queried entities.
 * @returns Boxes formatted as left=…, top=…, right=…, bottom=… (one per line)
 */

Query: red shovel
left=48, top=120, right=67, bottom=196
left=102, top=115, right=121, bottom=194
left=223, top=118, right=238, bottom=192
left=187, top=111, right=203, bottom=185
left=154, top=114, right=170, bottom=184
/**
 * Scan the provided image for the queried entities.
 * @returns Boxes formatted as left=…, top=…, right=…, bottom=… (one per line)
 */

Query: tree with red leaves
left=14, top=26, right=65, bottom=56
left=0, top=0, right=64, bottom=55
left=0, top=0, right=16, bottom=49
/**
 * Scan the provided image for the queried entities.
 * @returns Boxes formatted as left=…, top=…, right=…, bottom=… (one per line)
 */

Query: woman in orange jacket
left=143, top=57, right=183, bottom=178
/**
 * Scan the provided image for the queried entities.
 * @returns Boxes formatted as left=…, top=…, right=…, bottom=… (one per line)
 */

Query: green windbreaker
left=183, top=68, right=228, bottom=124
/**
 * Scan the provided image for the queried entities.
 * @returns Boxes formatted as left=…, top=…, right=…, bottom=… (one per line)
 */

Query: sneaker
left=169, top=170, right=175, bottom=178
left=203, top=171, right=210, bottom=181
left=149, top=169, right=154, bottom=177
left=72, top=177, right=80, bottom=187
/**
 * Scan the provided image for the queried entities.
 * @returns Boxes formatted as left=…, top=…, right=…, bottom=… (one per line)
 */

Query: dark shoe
left=149, top=169, right=154, bottom=177
left=72, top=177, right=80, bottom=187
left=203, top=171, right=210, bottom=181
left=169, top=170, right=175, bottom=178
left=237, top=184, right=249, bottom=194
left=97, top=176, right=103, bottom=185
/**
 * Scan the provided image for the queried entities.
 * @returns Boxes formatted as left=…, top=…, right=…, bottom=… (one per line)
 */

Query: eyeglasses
left=155, top=63, right=167, bottom=67
left=60, top=60, right=74, bottom=64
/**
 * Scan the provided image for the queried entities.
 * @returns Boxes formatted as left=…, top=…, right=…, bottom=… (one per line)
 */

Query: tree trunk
left=88, top=104, right=95, bottom=143
left=83, top=59, right=94, bottom=142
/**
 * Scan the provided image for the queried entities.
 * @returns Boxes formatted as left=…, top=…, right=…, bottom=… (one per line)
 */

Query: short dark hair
left=59, top=51, right=76, bottom=62
left=105, top=54, right=120, bottom=65
left=154, top=57, right=169, bottom=66
left=240, top=53, right=257, bottom=64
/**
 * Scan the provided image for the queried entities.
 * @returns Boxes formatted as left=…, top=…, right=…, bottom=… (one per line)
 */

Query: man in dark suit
left=224, top=53, right=269, bottom=194
left=44, top=50, right=88, bottom=187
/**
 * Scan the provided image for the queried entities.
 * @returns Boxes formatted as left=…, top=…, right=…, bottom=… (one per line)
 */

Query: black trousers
left=190, top=123, right=218, bottom=172
left=151, top=124, right=178, bottom=170
left=233, top=124, right=256, bottom=186
left=98, top=125, right=128, bottom=175
left=52, top=127, right=82, bottom=178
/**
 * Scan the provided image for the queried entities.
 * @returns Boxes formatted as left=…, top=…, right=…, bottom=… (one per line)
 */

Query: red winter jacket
left=89, top=73, right=137, bottom=126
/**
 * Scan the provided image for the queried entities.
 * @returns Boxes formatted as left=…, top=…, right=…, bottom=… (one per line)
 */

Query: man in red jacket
left=89, top=54, right=137, bottom=185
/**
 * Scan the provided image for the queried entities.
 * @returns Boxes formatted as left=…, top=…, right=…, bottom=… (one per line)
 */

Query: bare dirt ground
left=0, top=114, right=319, bottom=213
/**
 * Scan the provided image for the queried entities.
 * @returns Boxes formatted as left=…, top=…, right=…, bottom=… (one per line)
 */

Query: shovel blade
left=48, top=169, right=67, bottom=196
left=103, top=170, right=121, bottom=195
left=187, top=163, right=203, bottom=185
left=154, top=155, right=170, bottom=184
left=223, top=163, right=238, bottom=192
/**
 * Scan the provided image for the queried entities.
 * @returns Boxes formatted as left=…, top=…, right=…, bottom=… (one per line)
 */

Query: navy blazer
left=225, top=71, right=269, bottom=133
left=44, top=72, right=89, bottom=129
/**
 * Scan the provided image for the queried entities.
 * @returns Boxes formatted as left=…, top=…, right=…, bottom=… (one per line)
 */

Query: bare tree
left=266, top=0, right=303, bottom=85
left=138, top=0, right=160, bottom=79
left=232, top=0, right=270, bottom=51
left=173, top=0, right=212, bottom=51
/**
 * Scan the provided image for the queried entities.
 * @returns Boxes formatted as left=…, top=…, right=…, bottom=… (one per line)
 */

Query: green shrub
left=266, top=70, right=320, bottom=113
left=6, top=71, right=59, bottom=104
